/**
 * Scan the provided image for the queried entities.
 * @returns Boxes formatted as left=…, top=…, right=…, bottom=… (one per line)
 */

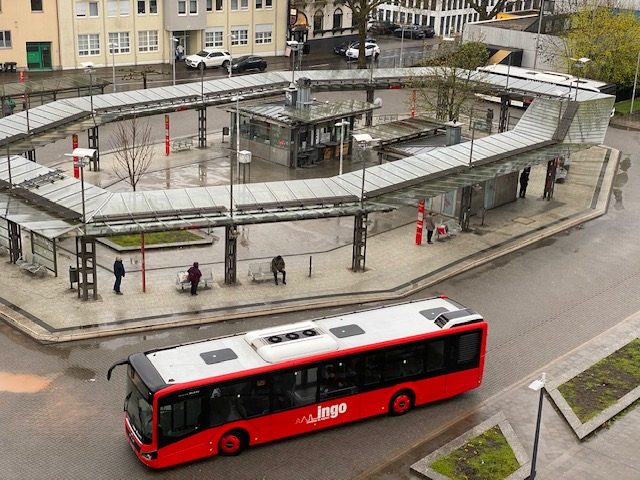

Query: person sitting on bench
left=271, top=255, right=286, bottom=285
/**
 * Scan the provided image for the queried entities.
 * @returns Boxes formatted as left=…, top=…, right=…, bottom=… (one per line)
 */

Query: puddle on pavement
left=65, top=366, right=96, bottom=381
left=0, top=372, right=53, bottom=393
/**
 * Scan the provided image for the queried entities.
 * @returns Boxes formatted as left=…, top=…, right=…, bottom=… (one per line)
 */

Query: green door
left=26, top=42, right=52, bottom=70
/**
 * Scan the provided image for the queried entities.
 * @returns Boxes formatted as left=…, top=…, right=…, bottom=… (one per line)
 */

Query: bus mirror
left=107, top=359, right=129, bottom=381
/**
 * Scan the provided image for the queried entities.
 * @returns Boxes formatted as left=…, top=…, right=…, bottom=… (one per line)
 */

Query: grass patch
left=108, top=230, right=202, bottom=248
left=614, top=98, right=640, bottom=115
left=558, top=338, right=640, bottom=423
left=430, top=425, right=520, bottom=480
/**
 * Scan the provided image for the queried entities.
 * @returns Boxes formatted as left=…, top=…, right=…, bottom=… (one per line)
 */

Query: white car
left=184, top=49, right=232, bottom=69
left=346, top=42, right=380, bottom=60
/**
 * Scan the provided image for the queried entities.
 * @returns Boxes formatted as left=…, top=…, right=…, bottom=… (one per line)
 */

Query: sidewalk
left=0, top=143, right=618, bottom=342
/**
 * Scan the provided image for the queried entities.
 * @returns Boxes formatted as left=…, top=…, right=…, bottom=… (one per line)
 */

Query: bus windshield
left=125, top=376, right=153, bottom=444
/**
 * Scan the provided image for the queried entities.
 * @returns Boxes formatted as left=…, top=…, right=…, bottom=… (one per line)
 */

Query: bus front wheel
left=218, top=429, right=247, bottom=456
left=389, top=390, right=414, bottom=416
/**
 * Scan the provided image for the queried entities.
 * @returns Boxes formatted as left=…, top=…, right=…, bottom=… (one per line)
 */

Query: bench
left=248, top=262, right=273, bottom=282
left=16, top=258, right=47, bottom=277
left=171, top=137, right=194, bottom=152
left=436, top=219, right=462, bottom=241
left=175, top=269, right=214, bottom=291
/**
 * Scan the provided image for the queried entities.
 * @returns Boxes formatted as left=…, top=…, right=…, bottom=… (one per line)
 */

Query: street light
left=171, top=37, right=179, bottom=86
left=353, top=133, right=379, bottom=208
left=631, top=50, right=640, bottom=114
left=335, top=119, right=349, bottom=175
left=528, top=372, right=547, bottom=480
left=230, top=95, right=245, bottom=219
left=571, top=57, right=590, bottom=101
left=108, top=42, right=118, bottom=93
left=287, top=40, right=301, bottom=85
left=81, top=62, right=95, bottom=117
left=227, top=33, right=237, bottom=79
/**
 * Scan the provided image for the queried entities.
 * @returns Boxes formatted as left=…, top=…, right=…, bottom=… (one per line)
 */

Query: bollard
left=309, top=255, right=312, bottom=277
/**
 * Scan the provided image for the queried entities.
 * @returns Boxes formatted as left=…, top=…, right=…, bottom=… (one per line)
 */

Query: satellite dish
left=374, top=97, right=383, bottom=107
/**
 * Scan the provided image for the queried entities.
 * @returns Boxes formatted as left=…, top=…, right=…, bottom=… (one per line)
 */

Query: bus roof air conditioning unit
left=244, top=321, right=339, bottom=363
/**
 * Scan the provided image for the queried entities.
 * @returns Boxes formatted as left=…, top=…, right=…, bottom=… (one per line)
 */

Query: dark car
left=421, top=25, right=436, bottom=38
left=368, top=21, right=399, bottom=35
left=231, top=55, right=267, bottom=73
left=393, top=25, right=426, bottom=39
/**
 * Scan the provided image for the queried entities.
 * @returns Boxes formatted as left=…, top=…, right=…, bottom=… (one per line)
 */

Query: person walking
left=175, top=43, right=184, bottom=61
left=425, top=211, right=436, bottom=244
left=2, top=97, right=15, bottom=117
left=271, top=255, right=286, bottom=285
left=519, top=167, right=531, bottom=198
left=113, top=257, right=125, bottom=295
left=187, top=262, right=202, bottom=296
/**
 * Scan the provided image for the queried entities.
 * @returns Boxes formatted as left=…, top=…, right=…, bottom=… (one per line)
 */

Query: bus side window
left=363, top=353, right=383, bottom=386
left=319, top=357, right=361, bottom=400
left=425, top=340, right=445, bottom=373
left=455, top=331, right=481, bottom=369
left=271, top=371, right=296, bottom=412
left=209, top=381, right=251, bottom=425
left=384, top=344, right=425, bottom=380
left=158, top=394, right=203, bottom=447
left=237, top=377, right=270, bottom=419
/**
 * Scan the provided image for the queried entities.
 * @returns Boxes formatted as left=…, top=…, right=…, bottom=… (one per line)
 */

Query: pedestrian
left=519, top=167, right=530, bottom=198
left=425, top=211, right=436, bottom=244
left=2, top=97, right=15, bottom=117
left=187, top=262, right=202, bottom=296
left=175, top=43, right=184, bottom=61
left=113, top=257, right=125, bottom=295
left=271, top=255, right=286, bottom=285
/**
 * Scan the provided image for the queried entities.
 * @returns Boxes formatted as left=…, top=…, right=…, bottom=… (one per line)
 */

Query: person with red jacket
left=187, top=262, right=202, bottom=296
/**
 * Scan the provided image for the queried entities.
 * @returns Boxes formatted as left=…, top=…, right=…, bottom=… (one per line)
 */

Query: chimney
left=296, top=77, right=312, bottom=109
left=444, top=120, right=462, bottom=146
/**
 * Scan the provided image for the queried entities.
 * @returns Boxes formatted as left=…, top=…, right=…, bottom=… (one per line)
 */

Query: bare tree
left=120, top=66, right=166, bottom=89
left=466, top=0, right=510, bottom=21
left=110, top=116, right=154, bottom=191
left=344, top=0, right=389, bottom=69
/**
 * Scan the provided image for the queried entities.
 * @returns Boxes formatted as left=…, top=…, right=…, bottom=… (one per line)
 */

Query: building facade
left=54, top=0, right=286, bottom=71
left=0, top=0, right=61, bottom=71
left=376, top=0, right=537, bottom=37
left=288, top=0, right=357, bottom=51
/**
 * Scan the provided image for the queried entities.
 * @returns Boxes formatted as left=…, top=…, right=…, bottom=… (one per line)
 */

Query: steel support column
left=351, top=213, right=368, bottom=272
left=7, top=220, right=21, bottom=263
left=365, top=87, right=374, bottom=126
left=76, top=236, right=97, bottom=300
left=543, top=158, right=558, bottom=200
left=499, top=95, right=510, bottom=133
left=87, top=126, right=100, bottom=171
left=198, top=107, right=207, bottom=148
left=224, top=225, right=237, bottom=285
left=459, top=185, right=472, bottom=232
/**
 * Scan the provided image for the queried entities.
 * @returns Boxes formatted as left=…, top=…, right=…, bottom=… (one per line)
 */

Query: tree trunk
left=357, top=20, right=367, bottom=69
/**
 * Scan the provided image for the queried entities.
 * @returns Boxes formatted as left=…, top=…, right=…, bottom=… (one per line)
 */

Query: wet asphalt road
left=0, top=125, right=638, bottom=479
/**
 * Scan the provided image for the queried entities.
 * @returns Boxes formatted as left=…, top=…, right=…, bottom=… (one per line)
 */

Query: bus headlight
left=141, top=451, right=157, bottom=460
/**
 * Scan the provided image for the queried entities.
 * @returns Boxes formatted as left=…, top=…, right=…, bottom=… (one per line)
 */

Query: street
left=0, top=114, right=637, bottom=480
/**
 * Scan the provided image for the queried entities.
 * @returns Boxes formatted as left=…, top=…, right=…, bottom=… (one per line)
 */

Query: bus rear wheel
left=218, top=429, right=247, bottom=456
left=389, top=390, right=414, bottom=416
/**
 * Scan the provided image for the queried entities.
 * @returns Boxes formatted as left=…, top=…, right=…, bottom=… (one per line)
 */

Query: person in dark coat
left=113, top=257, right=125, bottom=295
left=187, top=262, right=202, bottom=296
left=425, top=211, right=436, bottom=244
left=271, top=255, right=286, bottom=285
left=519, top=167, right=531, bottom=198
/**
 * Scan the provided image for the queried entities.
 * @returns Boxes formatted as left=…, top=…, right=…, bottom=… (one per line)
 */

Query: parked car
left=346, top=42, right=381, bottom=60
left=334, top=38, right=376, bottom=56
left=231, top=55, right=267, bottom=73
left=184, top=49, right=232, bottom=69
left=393, top=25, right=426, bottom=39
left=421, top=25, right=436, bottom=38
left=368, top=21, right=400, bottom=35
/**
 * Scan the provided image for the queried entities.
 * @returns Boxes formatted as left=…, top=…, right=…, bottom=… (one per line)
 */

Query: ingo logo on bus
left=296, top=403, right=348, bottom=425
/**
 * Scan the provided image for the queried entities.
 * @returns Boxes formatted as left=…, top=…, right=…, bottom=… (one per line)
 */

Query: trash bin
left=69, top=266, right=78, bottom=289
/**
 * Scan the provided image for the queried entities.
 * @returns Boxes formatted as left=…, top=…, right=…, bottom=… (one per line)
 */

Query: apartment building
left=56, top=0, right=286, bottom=70
left=0, top=0, right=60, bottom=70
left=376, top=0, right=537, bottom=37
left=288, top=1, right=356, bottom=51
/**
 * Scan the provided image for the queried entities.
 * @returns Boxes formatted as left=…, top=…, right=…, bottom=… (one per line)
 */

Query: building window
left=78, top=33, right=100, bottom=56
left=189, top=0, right=198, bottom=13
left=76, top=1, right=99, bottom=17
left=231, top=27, right=248, bottom=46
left=150, top=0, right=157, bottom=13
left=207, top=0, right=213, bottom=11
left=216, top=0, right=223, bottom=10
left=241, top=0, right=248, bottom=9
left=205, top=28, right=224, bottom=47
left=108, top=32, right=130, bottom=53
left=255, top=24, right=272, bottom=44
left=333, top=8, right=343, bottom=29
left=138, top=30, right=159, bottom=52
left=256, top=0, right=272, bottom=7
left=178, top=0, right=186, bottom=14
left=313, top=10, right=323, bottom=31
left=231, top=0, right=238, bottom=10
left=31, top=0, right=43, bottom=11
left=0, top=31, right=11, bottom=48
left=256, top=0, right=262, bottom=8
left=266, top=0, right=272, bottom=6
left=137, top=0, right=146, bottom=14
left=107, top=0, right=130, bottom=16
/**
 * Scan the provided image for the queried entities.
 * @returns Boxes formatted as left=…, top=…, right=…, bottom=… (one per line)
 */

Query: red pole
left=141, top=232, right=146, bottom=293
left=72, top=134, right=79, bottom=178
left=415, top=199, right=425, bottom=245
left=165, top=114, right=170, bottom=156
left=411, top=89, right=416, bottom=118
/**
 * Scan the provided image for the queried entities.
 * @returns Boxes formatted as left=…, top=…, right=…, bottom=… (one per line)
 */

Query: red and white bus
left=108, top=296, right=487, bottom=469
